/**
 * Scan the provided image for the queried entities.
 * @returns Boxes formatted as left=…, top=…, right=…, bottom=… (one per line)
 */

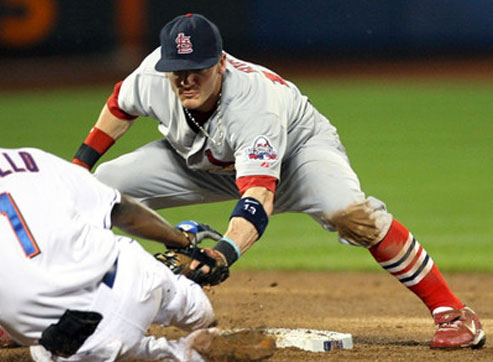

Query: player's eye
left=171, top=71, right=184, bottom=77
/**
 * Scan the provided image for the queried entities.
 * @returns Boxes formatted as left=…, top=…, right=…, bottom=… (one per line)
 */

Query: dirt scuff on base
left=202, top=330, right=276, bottom=362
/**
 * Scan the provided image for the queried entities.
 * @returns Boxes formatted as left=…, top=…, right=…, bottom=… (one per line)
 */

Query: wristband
left=230, top=197, right=269, bottom=238
left=73, top=144, right=101, bottom=170
left=213, top=237, right=241, bottom=266
left=73, top=127, right=115, bottom=170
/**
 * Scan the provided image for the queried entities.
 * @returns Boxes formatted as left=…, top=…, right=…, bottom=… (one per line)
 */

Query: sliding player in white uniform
left=0, top=147, right=219, bottom=361
left=73, top=14, right=485, bottom=349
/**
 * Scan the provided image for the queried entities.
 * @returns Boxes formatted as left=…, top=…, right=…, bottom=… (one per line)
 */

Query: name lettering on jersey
left=205, top=149, right=235, bottom=171
left=227, top=58, right=289, bottom=87
left=175, top=33, right=193, bottom=54
left=245, top=136, right=278, bottom=167
left=262, top=71, right=289, bottom=87
left=0, top=152, right=39, bottom=178
left=227, top=58, right=256, bottom=73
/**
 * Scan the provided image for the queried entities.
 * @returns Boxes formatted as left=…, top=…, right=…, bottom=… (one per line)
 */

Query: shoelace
left=437, top=318, right=461, bottom=330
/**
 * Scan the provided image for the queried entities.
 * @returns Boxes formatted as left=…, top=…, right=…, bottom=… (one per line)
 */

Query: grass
left=1, top=78, right=492, bottom=272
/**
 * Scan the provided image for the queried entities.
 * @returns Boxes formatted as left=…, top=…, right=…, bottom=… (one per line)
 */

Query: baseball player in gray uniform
left=0, top=147, right=220, bottom=361
left=73, top=13, right=485, bottom=349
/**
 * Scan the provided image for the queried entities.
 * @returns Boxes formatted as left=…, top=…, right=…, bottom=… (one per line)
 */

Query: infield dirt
left=1, top=271, right=491, bottom=361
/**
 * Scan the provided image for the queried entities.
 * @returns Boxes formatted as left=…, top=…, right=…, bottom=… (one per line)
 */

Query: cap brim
left=155, top=56, right=220, bottom=72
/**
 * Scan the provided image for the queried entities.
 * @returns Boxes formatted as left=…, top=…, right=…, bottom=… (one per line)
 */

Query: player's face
left=167, top=53, right=227, bottom=112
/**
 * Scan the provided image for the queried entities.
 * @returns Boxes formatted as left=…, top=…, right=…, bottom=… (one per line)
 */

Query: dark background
left=1, top=0, right=492, bottom=87
left=2, top=1, right=492, bottom=58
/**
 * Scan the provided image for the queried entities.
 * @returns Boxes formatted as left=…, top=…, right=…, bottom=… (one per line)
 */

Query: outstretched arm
left=94, top=104, right=135, bottom=140
left=111, top=194, right=190, bottom=249
left=202, top=186, right=274, bottom=269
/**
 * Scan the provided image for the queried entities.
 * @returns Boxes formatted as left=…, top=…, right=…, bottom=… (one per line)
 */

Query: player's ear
left=217, top=53, right=227, bottom=75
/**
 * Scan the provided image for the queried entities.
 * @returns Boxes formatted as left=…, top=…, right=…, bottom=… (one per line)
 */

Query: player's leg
left=368, top=220, right=485, bottom=349
left=31, top=236, right=213, bottom=362
left=151, top=256, right=215, bottom=331
left=30, top=238, right=158, bottom=361
left=94, top=139, right=239, bottom=209
left=278, top=143, right=485, bottom=349
left=125, top=264, right=216, bottom=361
left=119, top=237, right=215, bottom=361
left=127, top=334, right=206, bottom=362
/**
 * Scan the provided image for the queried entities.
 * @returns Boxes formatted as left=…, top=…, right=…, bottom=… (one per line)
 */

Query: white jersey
left=0, top=148, right=120, bottom=345
left=1, top=148, right=215, bottom=361
left=118, top=48, right=341, bottom=180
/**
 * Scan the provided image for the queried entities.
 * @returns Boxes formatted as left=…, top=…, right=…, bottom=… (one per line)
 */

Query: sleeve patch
left=245, top=135, right=278, bottom=166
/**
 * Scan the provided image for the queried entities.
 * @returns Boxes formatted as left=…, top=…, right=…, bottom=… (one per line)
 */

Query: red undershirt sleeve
left=235, top=175, right=277, bottom=195
left=106, top=81, right=139, bottom=120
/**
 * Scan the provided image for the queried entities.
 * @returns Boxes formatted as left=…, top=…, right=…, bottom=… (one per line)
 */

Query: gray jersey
left=118, top=49, right=342, bottom=181
left=98, top=49, right=374, bottom=232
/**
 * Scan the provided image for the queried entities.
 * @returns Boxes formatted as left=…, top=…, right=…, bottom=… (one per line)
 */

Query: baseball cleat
left=430, top=307, right=486, bottom=349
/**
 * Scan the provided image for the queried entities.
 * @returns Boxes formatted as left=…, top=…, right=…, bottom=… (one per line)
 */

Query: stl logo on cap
left=175, top=33, right=193, bottom=54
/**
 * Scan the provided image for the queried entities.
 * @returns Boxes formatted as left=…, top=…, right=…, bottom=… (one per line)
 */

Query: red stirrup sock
left=369, top=219, right=463, bottom=313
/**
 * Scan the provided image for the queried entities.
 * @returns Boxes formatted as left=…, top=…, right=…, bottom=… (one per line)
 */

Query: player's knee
left=179, top=283, right=216, bottom=331
left=94, top=161, right=125, bottom=189
left=328, top=197, right=393, bottom=248
left=200, top=298, right=216, bottom=328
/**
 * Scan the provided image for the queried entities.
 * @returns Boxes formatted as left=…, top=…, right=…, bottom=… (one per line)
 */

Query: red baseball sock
left=369, top=219, right=463, bottom=314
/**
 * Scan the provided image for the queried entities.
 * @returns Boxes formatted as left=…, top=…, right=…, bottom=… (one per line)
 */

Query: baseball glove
left=175, top=220, right=223, bottom=243
left=155, top=246, right=229, bottom=287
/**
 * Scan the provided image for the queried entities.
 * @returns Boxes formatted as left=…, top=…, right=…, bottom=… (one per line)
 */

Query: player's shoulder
left=225, top=53, right=264, bottom=78
left=133, top=47, right=166, bottom=77
left=224, top=53, right=290, bottom=90
left=223, top=53, right=292, bottom=106
left=122, top=47, right=169, bottom=95
left=224, top=54, right=263, bottom=94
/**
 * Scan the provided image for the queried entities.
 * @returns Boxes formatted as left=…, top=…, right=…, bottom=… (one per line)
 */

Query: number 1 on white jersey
left=0, top=192, right=40, bottom=258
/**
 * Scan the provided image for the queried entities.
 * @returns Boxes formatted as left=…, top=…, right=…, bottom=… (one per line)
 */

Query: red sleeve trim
left=106, top=81, right=139, bottom=120
left=235, top=175, right=277, bottom=195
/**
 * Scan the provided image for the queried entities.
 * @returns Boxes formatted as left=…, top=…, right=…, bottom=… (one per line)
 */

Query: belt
left=102, top=258, right=118, bottom=288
